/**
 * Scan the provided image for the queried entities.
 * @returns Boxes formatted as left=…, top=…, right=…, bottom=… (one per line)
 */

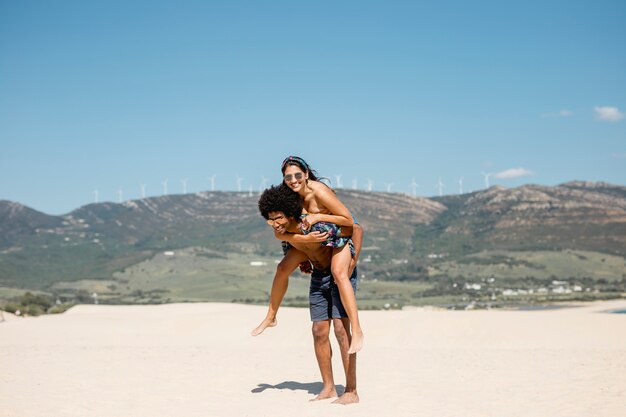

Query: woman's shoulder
left=308, top=180, right=333, bottom=193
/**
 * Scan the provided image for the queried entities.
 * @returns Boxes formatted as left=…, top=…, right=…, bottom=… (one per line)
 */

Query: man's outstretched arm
left=251, top=248, right=309, bottom=336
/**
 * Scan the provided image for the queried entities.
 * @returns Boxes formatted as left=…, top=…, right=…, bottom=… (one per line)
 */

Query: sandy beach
left=1, top=300, right=625, bottom=417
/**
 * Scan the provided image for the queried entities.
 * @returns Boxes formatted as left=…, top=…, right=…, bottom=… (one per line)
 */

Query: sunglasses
left=283, top=172, right=304, bottom=182
left=267, top=215, right=287, bottom=226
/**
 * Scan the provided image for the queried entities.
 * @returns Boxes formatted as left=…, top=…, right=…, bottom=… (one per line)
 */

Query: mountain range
left=1, top=181, right=625, bottom=307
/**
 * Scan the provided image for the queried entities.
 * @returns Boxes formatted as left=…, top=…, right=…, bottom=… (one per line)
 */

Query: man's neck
left=285, top=219, right=302, bottom=234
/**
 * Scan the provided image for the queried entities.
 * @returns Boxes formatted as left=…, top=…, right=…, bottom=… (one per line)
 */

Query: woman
left=278, top=156, right=364, bottom=354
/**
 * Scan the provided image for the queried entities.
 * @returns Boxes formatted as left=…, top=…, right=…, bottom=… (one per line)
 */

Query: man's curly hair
left=258, top=183, right=303, bottom=221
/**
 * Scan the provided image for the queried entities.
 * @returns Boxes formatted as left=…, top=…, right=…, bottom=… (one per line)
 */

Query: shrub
left=47, top=304, right=74, bottom=314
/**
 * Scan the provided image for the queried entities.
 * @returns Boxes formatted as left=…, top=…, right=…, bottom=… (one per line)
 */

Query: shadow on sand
left=251, top=381, right=345, bottom=395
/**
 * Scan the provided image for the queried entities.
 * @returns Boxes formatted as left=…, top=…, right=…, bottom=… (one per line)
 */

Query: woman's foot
left=347, top=329, right=364, bottom=354
left=251, top=318, right=277, bottom=336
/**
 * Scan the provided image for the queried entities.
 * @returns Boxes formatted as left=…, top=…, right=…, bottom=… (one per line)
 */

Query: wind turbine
left=248, top=185, right=253, bottom=197
left=366, top=179, right=373, bottom=192
left=117, top=188, right=124, bottom=203
left=335, top=174, right=343, bottom=189
left=352, top=177, right=358, bottom=190
left=409, top=178, right=419, bottom=196
left=208, top=175, right=216, bottom=192
left=458, top=177, right=464, bottom=194
left=259, top=176, right=269, bottom=193
left=93, top=189, right=99, bottom=203
left=481, top=172, right=493, bottom=189
left=236, top=175, right=243, bottom=192
left=181, top=178, right=189, bottom=194
left=162, top=179, right=168, bottom=195
left=436, top=178, right=445, bottom=197
left=384, top=182, right=394, bottom=193
left=140, top=184, right=146, bottom=199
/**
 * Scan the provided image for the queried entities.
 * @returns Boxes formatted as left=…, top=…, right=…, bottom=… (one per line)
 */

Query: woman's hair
left=258, top=183, right=303, bottom=221
left=281, top=155, right=327, bottom=183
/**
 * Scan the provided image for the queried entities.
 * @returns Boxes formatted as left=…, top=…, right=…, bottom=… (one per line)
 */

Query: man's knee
left=276, top=260, right=291, bottom=276
left=333, top=318, right=350, bottom=342
left=312, top=321, right=330, bottom=340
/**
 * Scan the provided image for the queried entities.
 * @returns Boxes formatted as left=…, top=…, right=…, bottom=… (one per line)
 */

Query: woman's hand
left=302, top=213, right=322, bottom=230
left=301, top=231, right=329, bottom=243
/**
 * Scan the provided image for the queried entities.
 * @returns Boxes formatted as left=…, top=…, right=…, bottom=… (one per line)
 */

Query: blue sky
left=1, top=0, right=624, bottom=215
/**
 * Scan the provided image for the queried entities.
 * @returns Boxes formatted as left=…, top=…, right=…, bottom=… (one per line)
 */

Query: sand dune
left=1, top=300, right=625, bottom=417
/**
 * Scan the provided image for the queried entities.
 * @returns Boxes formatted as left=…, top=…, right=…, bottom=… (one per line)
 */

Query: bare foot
left=332, top=391, right=359, bottom=405
left=310, top=388, right=338, bottom=401
left=347, top=330, right=364, bottom=354
left=251, top=318, right=277, bottom=336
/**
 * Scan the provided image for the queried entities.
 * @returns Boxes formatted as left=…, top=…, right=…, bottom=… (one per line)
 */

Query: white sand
left=1, top=300, right=625, bottom=417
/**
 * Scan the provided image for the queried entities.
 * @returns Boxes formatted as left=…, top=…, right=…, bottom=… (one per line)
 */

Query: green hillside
left=1, top=181, right=625, bottom=311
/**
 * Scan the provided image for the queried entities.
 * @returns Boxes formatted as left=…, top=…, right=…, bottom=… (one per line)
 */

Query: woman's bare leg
left=331, top=245, right=363, bottom=353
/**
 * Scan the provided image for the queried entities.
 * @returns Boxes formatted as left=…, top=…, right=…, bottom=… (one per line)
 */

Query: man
left=252, top=184, right=362, bottom=405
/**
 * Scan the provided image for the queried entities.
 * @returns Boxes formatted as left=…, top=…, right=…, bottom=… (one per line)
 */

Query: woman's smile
left=283, top=166, right=306, bottom=192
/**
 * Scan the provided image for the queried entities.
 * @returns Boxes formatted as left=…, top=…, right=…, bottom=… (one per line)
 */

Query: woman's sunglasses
left=284, top=172, right=304, bottom=182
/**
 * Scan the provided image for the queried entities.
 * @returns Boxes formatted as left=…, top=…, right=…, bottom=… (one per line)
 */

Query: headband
left=281, top=156, right=309, bottom=172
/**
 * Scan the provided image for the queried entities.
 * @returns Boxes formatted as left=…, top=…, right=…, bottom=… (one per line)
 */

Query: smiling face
left=258, top=183, right=304, bottom=231
left=283, top=164, right=308, bottom=193
left=266, top=211, right=291, bottom=234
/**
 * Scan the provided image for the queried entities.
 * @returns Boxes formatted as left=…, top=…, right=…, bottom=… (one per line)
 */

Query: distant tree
left=75, top=290, right=92, bottom=303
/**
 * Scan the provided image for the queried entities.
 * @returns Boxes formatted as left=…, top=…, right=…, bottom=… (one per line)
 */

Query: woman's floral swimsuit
left=281, top=214, right=355, bottom=257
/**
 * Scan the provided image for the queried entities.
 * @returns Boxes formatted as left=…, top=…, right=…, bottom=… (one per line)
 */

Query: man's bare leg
left=311, top=320, right=338, bottom=401
left=251, top=250, right=307, bottom=336
left=331, top=317, right=359, bottom=404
